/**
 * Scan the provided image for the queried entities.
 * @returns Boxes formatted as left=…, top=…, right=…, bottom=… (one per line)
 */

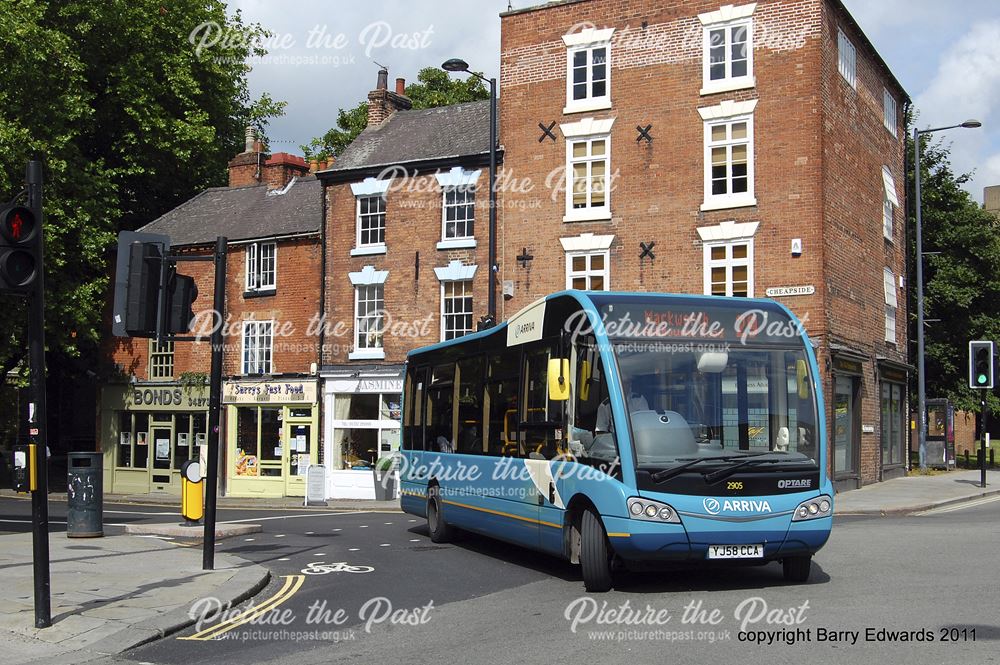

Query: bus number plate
left=707, top=544, right=763, bottom=559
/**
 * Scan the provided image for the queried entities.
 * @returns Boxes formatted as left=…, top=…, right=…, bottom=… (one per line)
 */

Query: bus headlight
left=627, top=497, right=681, bottom=524
left=791, top=495, right=833, bottom=522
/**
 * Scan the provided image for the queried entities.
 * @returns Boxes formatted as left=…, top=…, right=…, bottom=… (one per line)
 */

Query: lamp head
left=961, top=119, right=982, bottom=129
left=442, top=58, right=470, bottom=72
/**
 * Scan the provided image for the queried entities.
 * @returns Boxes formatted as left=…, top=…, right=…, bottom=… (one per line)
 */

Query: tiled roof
left=139, top=176, right=321, bottom=247
left=326, top=100, right=492, bottom=172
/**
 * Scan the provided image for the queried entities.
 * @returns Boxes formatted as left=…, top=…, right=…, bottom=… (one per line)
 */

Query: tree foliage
left=0, top=0, right=284, bottom=381
left=302, top=66, right=489, bottom=160
left=908, top=119, right=1000, bottom=412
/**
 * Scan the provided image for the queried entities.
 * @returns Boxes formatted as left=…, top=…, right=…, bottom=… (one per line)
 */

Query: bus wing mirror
left=796, top=359, right=810, bottom=399
left=548, top=359, right=570, bottom=401
left=579, top=359, right=592, bottom=401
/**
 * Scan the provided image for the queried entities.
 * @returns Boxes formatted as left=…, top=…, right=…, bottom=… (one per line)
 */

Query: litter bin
left=67, top=452, right=103, bottom=538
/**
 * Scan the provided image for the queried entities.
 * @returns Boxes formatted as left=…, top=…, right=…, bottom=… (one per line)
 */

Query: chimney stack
left=367, top=67, right=412, bottom=127
left=229, top=126, right=264, bottom=187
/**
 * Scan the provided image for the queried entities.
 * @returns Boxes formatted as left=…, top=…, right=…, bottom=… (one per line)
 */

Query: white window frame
left=441, top=186, right=476, bottom=243
left=560, top=118, right=616, bottom=223
left=838, top=29, right=856, bottom=89
left=348, top=265, right=389, bottom=360
left=562, top=27, right=614, bottom=114
left=699, top=100, right=757, bottom=211
left=883, top=89, right=898, bottom=137
left=699, top=2, right=756, bottom=96
left=148, top=339, right=174, bottom=380
left=354, top=195, right=387, bottom=254
left=882, top=165, right=899, bottom=242
left=245, top=241, right=276, bottom=292
left=435, top=168, right=480, bottom=249
left=241, top=320, right=273, bottom=375
left=440, top=280, right=474, bottom=341
left=560, top=233, right=614, bottom=291
left=703, top=240, right=754, bottom=297
left=697, top=220, right=758, bottom=297
left=883, top=268, right=898, bottom=344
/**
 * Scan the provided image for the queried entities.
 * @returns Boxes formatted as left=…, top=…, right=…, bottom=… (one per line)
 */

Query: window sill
left=563, top=209, right=612, bottom=223
left=562, top=98, right=612, bottom=115
left=700, top=196, right=757, bottom=212
left=350, top=244, right=387, bottom=257
left=699, top=77, right=756, bottom=96
left=243, top=288, right=276, bottom=299
left=348, top=348, right=385, bottom=361
left=436, top=238, right=477, bottom=250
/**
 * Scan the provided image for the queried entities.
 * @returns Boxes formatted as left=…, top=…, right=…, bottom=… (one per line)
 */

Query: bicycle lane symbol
left=301, top=561, right=375, bottom=575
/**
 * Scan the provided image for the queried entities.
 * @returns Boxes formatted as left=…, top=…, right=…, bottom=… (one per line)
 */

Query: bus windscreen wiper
left=649, top=452, right=770, bottom=484
left=702, top=457, right=814, bottom=485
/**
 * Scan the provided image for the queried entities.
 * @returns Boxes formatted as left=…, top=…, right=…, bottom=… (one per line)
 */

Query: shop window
left=881, top=382, right=904, bottom=466
left=235, top=406, right=259, bottom=476
left=331, top=391, right=401, bottom=468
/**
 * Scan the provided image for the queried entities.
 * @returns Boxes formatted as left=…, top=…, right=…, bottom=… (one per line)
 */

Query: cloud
left=914, top=20, right=1000, bottom=202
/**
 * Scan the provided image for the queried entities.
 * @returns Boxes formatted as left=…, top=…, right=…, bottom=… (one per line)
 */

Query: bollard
left=66, top=452, right=103, bottom=538
left=180, top=460, right=204, bottom=525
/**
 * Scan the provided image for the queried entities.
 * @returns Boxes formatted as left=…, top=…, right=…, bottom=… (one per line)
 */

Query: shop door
left=833, top=376, right=859, bottom=480
left=284, top=422, right=311, bottom=496
left=150, top=424, right=174, bottom=490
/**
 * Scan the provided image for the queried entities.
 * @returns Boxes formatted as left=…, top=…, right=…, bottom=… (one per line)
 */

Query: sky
left=226, top=0, right=1000, bottom=203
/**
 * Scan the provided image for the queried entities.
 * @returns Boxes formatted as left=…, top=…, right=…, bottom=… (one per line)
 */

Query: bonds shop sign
left=223, top=380, right=318, bottom=404
left=127, top=385, right=210, bottom=411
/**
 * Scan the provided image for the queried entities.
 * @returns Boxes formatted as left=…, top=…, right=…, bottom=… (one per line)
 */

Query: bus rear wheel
left=427, top=486, right=453, bottom=543
left=580, top=509, right=613, bottom=592
left=782, top=555, right=812, bottom=583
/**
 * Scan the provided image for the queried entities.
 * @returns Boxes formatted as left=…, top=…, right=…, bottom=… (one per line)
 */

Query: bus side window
left=457, top=356, right=484, bottom=455
left=574, top=343, right=619, bottom=464
left=402, top=368, right=416, bottom=450
left=486, top=349, right=519, bottom=456
left=427, top=363, right=456, bottom=453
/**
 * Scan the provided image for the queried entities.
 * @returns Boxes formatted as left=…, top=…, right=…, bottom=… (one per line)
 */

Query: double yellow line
left=179, top=574, right=305, bottom=641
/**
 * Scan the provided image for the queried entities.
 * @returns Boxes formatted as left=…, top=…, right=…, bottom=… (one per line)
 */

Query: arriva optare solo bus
left=399, top=291, right=833, bottom=591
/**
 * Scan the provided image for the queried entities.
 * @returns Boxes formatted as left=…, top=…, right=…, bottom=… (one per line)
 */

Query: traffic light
left=165, top=271, right=198, bottom=333
left=0, top=204, right=40, bottom=293
left=969, top=341, right=994, bottom=390
left=124, top=240, right=164, bottom=336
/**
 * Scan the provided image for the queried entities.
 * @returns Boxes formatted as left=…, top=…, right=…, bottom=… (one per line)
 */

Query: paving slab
left=0, top=531, right=269, bottom=664
left=835, top=469, right=997, bottom=515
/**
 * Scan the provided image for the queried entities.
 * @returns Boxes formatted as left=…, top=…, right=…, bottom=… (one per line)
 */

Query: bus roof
left=407, top=290, right=808, bottom=359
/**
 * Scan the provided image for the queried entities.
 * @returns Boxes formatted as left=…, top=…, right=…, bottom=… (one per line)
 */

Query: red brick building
left=315, top=69, right=496, bottom=497
left=99, top=134, right=324, bottom=498
left=496, top=0, right=910, bottom=489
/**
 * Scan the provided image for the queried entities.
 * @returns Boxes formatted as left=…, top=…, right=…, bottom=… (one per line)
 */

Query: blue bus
left=400, top=291, right=832, bottom=591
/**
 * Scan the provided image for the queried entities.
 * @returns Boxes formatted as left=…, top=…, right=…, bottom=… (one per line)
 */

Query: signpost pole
left=981, top=395, right=988, bottom=489
left=202, top=237, right=227, bottom=570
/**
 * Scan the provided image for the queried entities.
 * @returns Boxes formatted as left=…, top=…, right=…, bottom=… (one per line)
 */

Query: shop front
left=224, top=379, right=319, bottom=498
left=878, top=360, right=911, bottom=480
left=99, top=383, right=210, bottom=495
left=322, top=366, right=403, bottom=499
left=830, top=350, right=864, bottom=491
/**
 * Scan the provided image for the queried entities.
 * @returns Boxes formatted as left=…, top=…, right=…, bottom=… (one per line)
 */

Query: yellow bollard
left=180, top=460, right=204, bottom=524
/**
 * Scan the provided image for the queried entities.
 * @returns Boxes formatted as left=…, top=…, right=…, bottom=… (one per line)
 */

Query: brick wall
left=322, top=173, right=489, bottom=365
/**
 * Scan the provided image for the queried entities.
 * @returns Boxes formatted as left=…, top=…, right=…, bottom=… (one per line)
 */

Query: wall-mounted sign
left=224, top=380, right=318, bottom=404
left=326, top=378, right=403, bottom=395
left=125, top=384, right=210, bottom=411
left=765, top=285, right=815, bottom=297
left=861, top=424, right=876, bottom=434
left=833, top=356, right=864, bottom=375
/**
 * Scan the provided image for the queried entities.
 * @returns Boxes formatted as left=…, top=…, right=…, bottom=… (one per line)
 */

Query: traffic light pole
left=26, top=160, right=51, bottom=628
left=203, top=237, right=227, bottom=570
left=981, top=396, right=989, bottom=489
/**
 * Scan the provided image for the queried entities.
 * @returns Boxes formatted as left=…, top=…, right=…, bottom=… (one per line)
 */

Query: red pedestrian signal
left=0, top=205, right=39, bottom=292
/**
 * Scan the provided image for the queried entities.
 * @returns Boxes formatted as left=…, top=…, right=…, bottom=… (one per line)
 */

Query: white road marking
left=134, top=535, right=175, bottom=540
left=359, top=525, right=369, bottom=528
left=104, top=510, right=177, bottom=515
left=379, top=543, right=390, bottom=547
left=408, top=519, right=417, bottom=523
left=220, top=511, right=368, bottom=524
left=409, top=539, right=420, bottom=542
left=0, top=519, right=67, bottom=525
left=306, top=531, right=315, bottom=535
left=332, top=528, right=342, bottom=532
left=384, top=522, right=393, bottom=525
left=278, top=558, right=290, bottom=561
left=275, top=534, right=286, bottom=538
left=348, top=548, right=360, bottom=551
left=314, top=552, right=327, bottom=556
left=915, top=494, right=1000, bottom=515
left=244, top=538, right=255, bottom=542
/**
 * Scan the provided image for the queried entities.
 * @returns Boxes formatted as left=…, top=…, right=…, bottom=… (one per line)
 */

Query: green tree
left=303, top=66, right=489, bottom=159
left=0, top=0, right=284, bottom=381
left=908, top=120, right=1000, bottom=413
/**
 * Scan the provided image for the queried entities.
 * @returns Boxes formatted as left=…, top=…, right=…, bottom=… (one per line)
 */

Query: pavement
left=0, top=469, right=995, bottom=665
left=0, top=531, right=269, bottom=665
left=834, top=468, right=996, bottom=515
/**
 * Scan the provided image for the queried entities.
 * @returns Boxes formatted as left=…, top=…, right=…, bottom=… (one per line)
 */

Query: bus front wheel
left=580, top=509, right=613, bottom=592
left=427, top=486, right=453, bottom=543
left=782, top=555, right=812, bottom=583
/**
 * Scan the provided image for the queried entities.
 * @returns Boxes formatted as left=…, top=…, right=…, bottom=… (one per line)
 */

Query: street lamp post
left=913, top=119, right=981, bottom=469
left=442, top=58, right=497, bottom=329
